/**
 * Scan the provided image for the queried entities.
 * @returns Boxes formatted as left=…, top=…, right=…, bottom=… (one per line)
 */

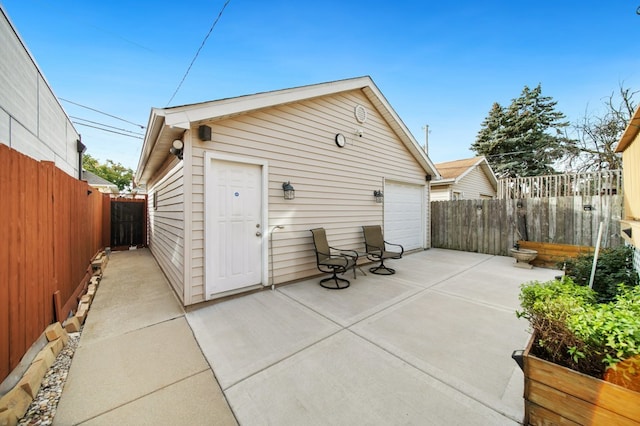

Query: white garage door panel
left=384, top=183, right=424, bottom=251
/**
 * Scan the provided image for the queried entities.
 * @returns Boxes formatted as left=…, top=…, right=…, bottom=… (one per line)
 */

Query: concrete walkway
left=54, top=249, right=237, bottom=426
left=55, top=248, right=557, bottom=425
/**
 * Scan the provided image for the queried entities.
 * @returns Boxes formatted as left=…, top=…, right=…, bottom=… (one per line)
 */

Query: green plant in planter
left=562, top=244, right=639, bottom=302
left=517, top=278, right=640, bottom=381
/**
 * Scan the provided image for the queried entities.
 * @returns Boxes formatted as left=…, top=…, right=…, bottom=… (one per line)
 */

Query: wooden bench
left=517, top=240, right=594, bottom=269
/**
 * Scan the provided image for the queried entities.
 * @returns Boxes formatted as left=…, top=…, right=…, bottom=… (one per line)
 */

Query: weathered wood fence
left=498, top=170, right=622, bottom=199
left=0, top=144, right=110, bottom=383
left=431, top=195, right=623, bottom=257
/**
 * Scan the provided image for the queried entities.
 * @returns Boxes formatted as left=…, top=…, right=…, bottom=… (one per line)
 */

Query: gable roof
left=431, top=156, right=498, bottom=188
left=616, top=105, right=640, bottom=153
left=135, top=76, right=440, bottom=184
left=82, top=169, right=118, bottom=188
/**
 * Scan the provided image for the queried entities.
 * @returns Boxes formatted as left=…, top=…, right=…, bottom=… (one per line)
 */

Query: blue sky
left=2, top=0, right=639, bottom=170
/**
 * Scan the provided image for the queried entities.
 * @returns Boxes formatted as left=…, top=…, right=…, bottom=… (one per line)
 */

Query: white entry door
left=206, top=159, right=263, bottom=296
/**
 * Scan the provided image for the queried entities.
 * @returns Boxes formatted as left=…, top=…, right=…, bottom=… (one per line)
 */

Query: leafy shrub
left=518, top=278, right=640, bottom=380
left=562, top=245, right=638, bottom=302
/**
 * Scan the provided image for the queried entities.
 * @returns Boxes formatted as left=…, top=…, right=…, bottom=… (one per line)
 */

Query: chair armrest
left=330, top=246, right=359, bottom=261
left=384, top=241, right=404, bottom=256
left=319, top=253, right=353, bottom=268
left=363, top=244, right=384, bottom=255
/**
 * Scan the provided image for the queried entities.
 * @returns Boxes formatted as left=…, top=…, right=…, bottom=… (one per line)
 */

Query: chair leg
left=319, top=271, right=350, bottom=289
left=368, top=259, right=395, bottom=275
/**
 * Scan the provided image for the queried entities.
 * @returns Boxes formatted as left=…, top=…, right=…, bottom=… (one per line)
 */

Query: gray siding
left=430, top=187, right=451, bottom=201
left=431, top=167, right=496, bottom=201
left=0, top=8, right=79, bottom=177
left=454, top=166, right=496, bottom=199
left=148, top=159, right=185, bottom=303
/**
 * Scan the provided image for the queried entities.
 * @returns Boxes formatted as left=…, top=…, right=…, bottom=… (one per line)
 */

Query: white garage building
left=135, top=76, right=440, bottom=306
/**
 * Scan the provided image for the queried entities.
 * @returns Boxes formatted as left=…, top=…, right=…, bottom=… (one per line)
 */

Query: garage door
left=384, top=182, right=425, bottom=251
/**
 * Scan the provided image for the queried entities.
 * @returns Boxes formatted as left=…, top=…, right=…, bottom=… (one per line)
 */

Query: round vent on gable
left=354, top=104, right=368, bottom=123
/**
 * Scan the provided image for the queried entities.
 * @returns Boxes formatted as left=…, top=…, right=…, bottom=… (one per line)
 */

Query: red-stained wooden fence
left=0, top=144, right=110, bottom=383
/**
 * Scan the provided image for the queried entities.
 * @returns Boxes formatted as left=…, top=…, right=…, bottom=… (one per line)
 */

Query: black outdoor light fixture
left=198, top=125, right=212, bottom=141
left=374, top=189, right=384, bottom=203
left=282, top=181, right=295, bottom=200
left=170, top=139, right=184, bottom=160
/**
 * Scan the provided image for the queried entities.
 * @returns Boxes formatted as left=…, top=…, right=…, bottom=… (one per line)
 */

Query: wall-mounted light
left=198, top=125, right=212, bottom=141
left=373, top=189, right=383, bottom=203
left=282, top=181, right=295, bottom=200
left=170, top=139, right=184, bottom=160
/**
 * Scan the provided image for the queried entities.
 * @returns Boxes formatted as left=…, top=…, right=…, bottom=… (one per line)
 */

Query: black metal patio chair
left=362, top=225, right=404, bottom=275
left=310, top=228, right=358, bottom=289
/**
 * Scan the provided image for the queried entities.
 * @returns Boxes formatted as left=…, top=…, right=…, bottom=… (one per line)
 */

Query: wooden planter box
left=517, top=240, right=594, bottom=268
left=522, top=336, right=640, bottom=425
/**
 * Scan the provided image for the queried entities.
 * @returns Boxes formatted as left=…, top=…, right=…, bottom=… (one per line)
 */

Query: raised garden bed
left=517, top=240, right=593, bottom=268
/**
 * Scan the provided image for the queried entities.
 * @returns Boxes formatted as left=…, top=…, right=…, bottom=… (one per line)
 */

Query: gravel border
left=18, top=332, right=81, bottom=426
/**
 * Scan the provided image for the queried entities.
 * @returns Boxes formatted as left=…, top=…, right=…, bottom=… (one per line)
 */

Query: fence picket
left=0, top=146, right=109, bottom=382
left=431, top=195, right=623, bottom=256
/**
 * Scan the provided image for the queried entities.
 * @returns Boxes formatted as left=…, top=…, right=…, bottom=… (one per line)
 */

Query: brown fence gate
left=110, top=198, right=147, bottom=250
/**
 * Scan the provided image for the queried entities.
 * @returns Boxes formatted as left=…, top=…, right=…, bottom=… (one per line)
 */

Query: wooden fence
left=431, top=195, right=623, bottom=257
left=498, top=170, right=622, bottom=199
left=0, top=144, right=110, bottom=383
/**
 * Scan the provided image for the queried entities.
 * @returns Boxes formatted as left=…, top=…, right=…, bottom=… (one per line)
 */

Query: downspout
left=76, top=136, right=86, bottom=180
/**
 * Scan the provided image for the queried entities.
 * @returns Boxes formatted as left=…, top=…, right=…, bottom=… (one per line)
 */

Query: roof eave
left=136, top=76, right=441, bottom=182
left=430, top=178, right=456, bottom=187
left=163, top=76, right=377, bottom=129
left=616, top=105, right=640, bottom=153
left=360, top=84, right=440, bottom=179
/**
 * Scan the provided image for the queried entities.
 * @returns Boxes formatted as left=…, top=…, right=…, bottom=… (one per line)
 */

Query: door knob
left=256, top=231, right=262, bottom=237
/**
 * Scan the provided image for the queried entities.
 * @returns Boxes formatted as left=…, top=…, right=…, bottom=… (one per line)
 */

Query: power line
left=59, top=97, right=146, bottom=129
left=72, top=122, right=144, bottom=139
left=70, top=116, right=145, bottom=137
left=166, top=0, right=232, bottom=106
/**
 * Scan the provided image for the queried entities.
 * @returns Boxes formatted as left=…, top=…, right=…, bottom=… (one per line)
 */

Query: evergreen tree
left=471, top=84, right=576, bottom=178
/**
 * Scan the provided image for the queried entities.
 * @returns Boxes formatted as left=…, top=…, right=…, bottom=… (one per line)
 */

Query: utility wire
left=60, top=97, right=146, bottom=129
left=70, top=116, right=145, bottom=136
left=72, top=122, right=144, bottom=139
left=166, top=0, right=231, bottom=106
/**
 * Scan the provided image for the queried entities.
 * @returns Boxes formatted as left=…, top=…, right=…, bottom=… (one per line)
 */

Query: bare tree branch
left=566, top=83, right=637, bottom=172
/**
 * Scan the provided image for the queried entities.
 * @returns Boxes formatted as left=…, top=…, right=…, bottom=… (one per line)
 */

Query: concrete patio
left=55, top=247, right=558, bottom=425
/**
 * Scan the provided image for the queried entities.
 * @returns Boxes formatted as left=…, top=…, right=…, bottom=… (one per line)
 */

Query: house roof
left=82, top=169, right=118, bottom=188
left=431, top=156, right=498, bottom=188
left=135, top=76, right=440, bottom=184
left=616, top=105, right=640, bottom=152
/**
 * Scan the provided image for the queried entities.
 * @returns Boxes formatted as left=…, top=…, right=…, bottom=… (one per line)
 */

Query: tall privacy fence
left=431, top=195, right=624, bottom=257
left=498, top=170, right=622, bottom=199
left=0, top=144, right=110, bottom=383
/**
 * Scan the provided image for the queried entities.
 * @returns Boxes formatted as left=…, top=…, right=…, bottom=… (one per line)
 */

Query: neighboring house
left=430, top=156, right=497, bottom=201
left=616, top=106, right=640, bottom=253
left=82, top=169, right=119, bottom=194
left=135, top=76, right=440, bottom=306
left=0, top=6, right=83, bottom=178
